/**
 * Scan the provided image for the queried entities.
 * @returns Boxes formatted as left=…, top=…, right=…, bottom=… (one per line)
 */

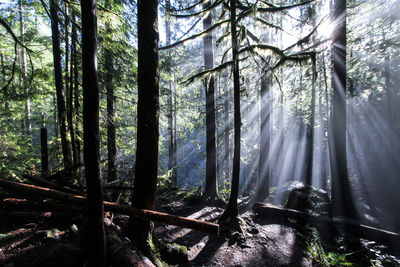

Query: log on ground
left=0, top=178, right=219, bottom=234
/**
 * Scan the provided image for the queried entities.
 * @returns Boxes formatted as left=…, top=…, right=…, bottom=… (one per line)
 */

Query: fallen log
left=22, top=173, right=82, bottom=195
left=0, top=179, right=219, bottom=234
left=253, top=202, right=400, bottom=254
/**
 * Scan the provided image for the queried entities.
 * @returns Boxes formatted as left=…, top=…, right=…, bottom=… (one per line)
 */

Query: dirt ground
left=1, top=195, right=399, bottom=266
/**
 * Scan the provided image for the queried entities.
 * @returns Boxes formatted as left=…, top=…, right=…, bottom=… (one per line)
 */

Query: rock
left=284, top=185, right=331, bottom=217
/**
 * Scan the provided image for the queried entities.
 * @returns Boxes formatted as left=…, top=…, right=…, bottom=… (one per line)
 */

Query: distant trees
left=81, top=0, right=106, bottom=265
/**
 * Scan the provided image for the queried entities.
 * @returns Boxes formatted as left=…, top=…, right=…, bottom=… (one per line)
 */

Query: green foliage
left=306, top=228, right=355, bottom=267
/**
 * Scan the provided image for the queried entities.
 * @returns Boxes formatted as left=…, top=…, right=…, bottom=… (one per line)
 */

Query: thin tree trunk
left=203, top=0, right=217, bottom=198
left=41, top=127, right=49, bottom=177
left=66, top=2, right=78, bottom=167
left=223, top=72, right=230, bottom=190
left=50, top=0, right=73, bottom=170
left=105, top=0, right=117, bottom=187
left=165, top=0, right=177, bottom=184
left=81, top=0, right=106, bottom=265
left=305, top=56, right=316, bottom=186
left=329, top=0, right=357, bottom=220
left=72, top=6, right=80, bottom=165
left=220, top=0, right=241, bottom=223
left=19, top=0, right=31, bottom=140
left=128, top=0, right=159, bottom=253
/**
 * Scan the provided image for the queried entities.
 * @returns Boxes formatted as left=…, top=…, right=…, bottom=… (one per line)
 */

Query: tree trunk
left=104, top=0, right=117, bottom=187
left=220, top=0, right=241, bottom=224
left=165, top=0, right=177, bottom=184
left=128, top=0, right=160, bottom=253
left=305, top=56, right=316, bottom=186
left=81, top=0, right=106, bottom=265
left=203, top=0, right=217, bottom=198
left=19, top=0, right=31, bottom=140
left=50, top=0, right=73, bottom=171
left=329, top=0, right=357, bottom=220
left=67, top=3, right=79, bottom=167
left=72, top=7, right=81, bottom=166
left=41, top=127, right=49, bottom=177
left=255, top=67, right=272, bottom=202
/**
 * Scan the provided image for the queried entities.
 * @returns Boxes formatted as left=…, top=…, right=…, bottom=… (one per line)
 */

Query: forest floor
left=1, top=191, right=399, bottom=266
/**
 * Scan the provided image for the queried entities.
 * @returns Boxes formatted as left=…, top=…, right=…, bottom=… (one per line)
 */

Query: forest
left=0, top=0, right=399, bottom=266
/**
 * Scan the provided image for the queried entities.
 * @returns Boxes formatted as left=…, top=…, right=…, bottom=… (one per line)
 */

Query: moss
left=157, top=240, right=189, bottom=265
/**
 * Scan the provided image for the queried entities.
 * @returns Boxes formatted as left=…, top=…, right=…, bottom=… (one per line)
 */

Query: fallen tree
left=253, top=202, right=400, bottom=255
left=0, top=178, right=219, bottom=234
left=22, top=173, right=82, bottom=195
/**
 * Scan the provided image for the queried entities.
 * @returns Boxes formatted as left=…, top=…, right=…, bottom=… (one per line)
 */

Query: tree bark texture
left=105, top=0, right=117, bottom=186
left=19, top=0, right=31, bottom=140
left=203, top=0, right=217, bottom=198
left=129, top=0, right=160, bottom=251
left=40, top=127, right=49, bottom=177
left=50, top=0, right=73, bottom=170
left=255, top=67, right=272, bottom=202
left=80, top=0, right=106, bottom=265
left=165, top=0, right=177, bottom=184
left=220, top=0, right=241, bottom=222
left=329, top=0, right=358, bottom=220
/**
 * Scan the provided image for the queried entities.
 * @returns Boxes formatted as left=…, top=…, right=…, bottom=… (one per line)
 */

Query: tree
left=128, top=0, right=160, bottom=253
left=203, top=0, right=217, bottom=198
left=50, top=0, right=73, bottom=170
left=329, top=0, right=358, bottom=220
left=81, top=0, right=106, bottom=265
left=219, top=0, right=241, bottom=226
left=18, top=0, right=31, bottom=141
left=104, top=0, right=117, bottom=188
left=165, top=0, right=177, bottom=184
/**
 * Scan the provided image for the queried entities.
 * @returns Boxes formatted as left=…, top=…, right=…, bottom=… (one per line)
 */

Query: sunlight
left=318, top=19, right=335, bottom=40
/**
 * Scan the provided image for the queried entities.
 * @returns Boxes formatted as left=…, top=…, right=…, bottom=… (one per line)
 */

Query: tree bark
left=104, top=0, right=117, bottom=187
left=165, top=0, right=177, bottom=184
left=40, top=127, right=49, bottom=177
left=50, top=0, right=73, bottom=171
left=203, top=0, right=217, bottom=198
left=305, top=56, right=316, bottom=186
left=19, top=0, right=31, bottom=140
left=81, top=0, right=106, bottom=265
left=220, top=0, right=241, bottom=224
left=68, top=3, right=79, bottom=167
left=329, top=0, right=358, bottom=219
left=255, top=67, right=272, bottom=202
left=128, top=0, right=160, bottom=252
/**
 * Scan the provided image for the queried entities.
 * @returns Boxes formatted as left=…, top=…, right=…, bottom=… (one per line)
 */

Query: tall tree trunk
left=66, top=2, right=79, bottom=167
left=80, top=0, right=106, bottom=265
left=128, top=0, right=159, bottom=253
left=165, top=0, right=177, bottom=184
left=72, top=6, right=81, bottom=165
left=305, top=56, right=316, bottom=186
left=203, top=0, right=217, bottom=198
left=220, top=0, right=241, bottom=224
left=223, top=71, right=230, bottom=190
left=255, top=67, right=272, bottom=202
left=329, top=0, right=357, bottom=219
left=50, top=0, right=73, bottom=170
left=19, top=0, right=31, bottom=140
left=104, top=0, right=117, bottom=187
